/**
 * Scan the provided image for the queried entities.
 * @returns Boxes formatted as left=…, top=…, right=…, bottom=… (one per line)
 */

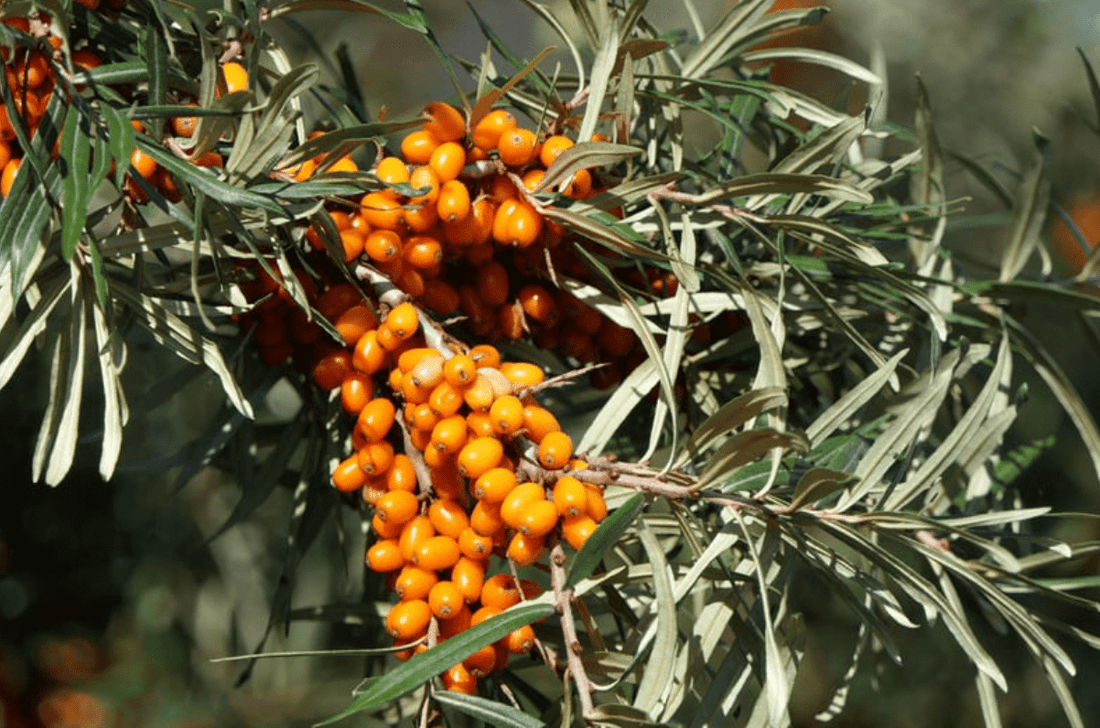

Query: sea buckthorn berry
left=564, top=167, right=593, bottom=197
left=441, top=663, right=477, bottom=694
left=443, top=354, right=476, bottom=386
left=466, top=411, right=494, bottom=438
left=376, top=490, right=419, bottom=525
left=498, top=302, right=525, bottom=341
left=386, top=599, right=432, bottom=640
left=521, top=168, right=545, bottom=192
left=394, top=638, right=428, bottom=662
left=172, top=109, right=198, bottom=138
left=518, top=283, right=558, bottom=324
left=400, top=347, right=441, bottom=373
left=410, top=403, right=439, bottom=432
left=340, top=229, right=365, bottom=262
left=501, top=482, right=547, bottom=530
left=505, top=624, right=536, bottom=654
left=481, top=574, right=521, bottom=610
left=399, top=515, right=436, bottom=562
left=478, top=367, right=513, bottom=399
left=562, top=515, right=598, bottom=550
left=428, top=499, right=470, bottom=539
left=403, top=235, right=443, bottom=269
left=468, top=198, right=496, bottom=245
left=332, top=455, right=368, bottom=493
left=420, top=280, right=461, bottom=315
left=474, top=468, right=518, bottom=503
left=522, top=405, right=561, bottom=443
left=414, top=535, right=461, bottom=571
left=373, top=513, right=404, bottom=539
left=429, top=141, right=466, bottom=182
left=470, top=500, right=505, bottom=536
left=518, top=500, right=559, bottom=539
left=360, top=191, right=404, bottom=230
left=430, top=416, right=468, bottom=455
left=366, top=539, right=404, bottom=572
left=341, top=372, right=374, bottom=414
left=376, top=323, right=402, bottom=351
left=506, top=534, right=545, bottom=567
left=463, top=644, right=497, bottom=676
left=398, top=268, right=427, bottom=298
left=315, top=283, right=361, bottom=320
left=357, top=440, right=395, bottom=476
left=409, top=352, right=444, bottom=388
left=429, top=465, right=465, bottom=501
left=404, top=202, right=438, bottom=233
left=438, top=605, right=473, bottom=637
left=458, top=527, right=493, bottom=559
left=221, top=61, right=249, bottom=93
left=403, top=376, right=432, bottom=405
left=326, top=155, right=359, bottom=174
left=387, top=454, right=418, bottom=492
left=429, top=381, right=465, bottom=418
left=471, top=606, right=503, bottom=630
left=501, top=362, right=545, bottom=390
left=312, top=350, right=351, bottom=390
left=385, top=302, right=419, bottom=339
left=552, top=476, right=588, bottom=517
left=437, top=179, right=471, bottom=223
left=408, top=165, right=441, bottom=204
left=395, top=566, right=438, bottom=602
left=586, top=487, right=608, bottom=521
left=428, top=580, right=465, bottom=619
left=422, top=102, right=466, bottom=143
left=390, top=368, right=405, bottom=393
left=462, top=374, right=495, bottom=412
left=130, top=147, right=158, bottom=181
left=470, top=344, right=502, bottom=369
left=540, top=134, right=574, bottom=168
left=497, top=127, right=538, bottom=167
left=471, top=108, right=517, bottom=151
left=352, top=330, right=387, bottom=374
left=401, top=129, right=440, bottom=165
left=335, top=305, right=379, bottom=346
left=457, top=437, right=504, bottom=479
left=489, top=395, right=525, bottom=436
left=422, top=446, right=455, bottom=470
left=475, top=261, right=510, bottom=307
left=364, top=230, right=402, bottom=263
left=362, top=478, right=389, bottom=506
left=375, top=156, right=410, bottom=186
left=357, top=397, right=396, bottom=442
left=491, top=199, right=520, bottom=244
left=452, top=557, right=486, bottom=602
left=538, top=431, right=573, bottom=470
left=506, top=202, right=543, bottom=248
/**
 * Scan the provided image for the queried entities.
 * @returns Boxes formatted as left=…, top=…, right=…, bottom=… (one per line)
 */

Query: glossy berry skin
left=366, top=539, right=404, bottom=572
left=414, top=535, right=461, bottom=571
left=457, top=437, right=504, bottom=479
left=386, top=599, right=432, bottom=640
left=538, top=431, right=573, bottom=469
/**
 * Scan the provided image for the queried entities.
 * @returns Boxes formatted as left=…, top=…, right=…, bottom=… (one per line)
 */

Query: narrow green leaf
left=60, top=108, right=93, bottom=261
left=633, top=519, right=677, bottom=718
left=566, top=493, right=644, bottom=589
left=433, top=691, right=544, bottom=728
left=143, top=24, right=168, bottom=108
left=268, top=0, right=429, bottom=31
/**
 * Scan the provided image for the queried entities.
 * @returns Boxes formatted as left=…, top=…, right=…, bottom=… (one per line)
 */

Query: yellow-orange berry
left=471, top=109, right=517, bottom=151
left=386, top=302, right=419, bottom=339
left=501, top=482, right=547, bottom=530
left=458, top=437, right=504, bottom=479
left=387, top=456, right=419, bottom=495
left=428, top=415, right=466, bottom=455
left=586, top=486, right=608, bottom=521
left=452, top=557, right=486, bottom=602
left=437, top=179, right=471, bottom=223
left=441, top=663, right=477, bottom=694
left=375, top=155, right=410, bottom=186
left=334, top=305, right=378, bottom=346
left=501, top=362, right=545, bottom=390
left=517, top=499, right=559, bottom=538
left=341, top=372, right=374, bottom=414
left=539, top=134, right=574, bottom=168
left=538, top=431, right=573, bottom=469
left=489, top=395, right=525, bottom=436
left=422, top=102, right=466, bottom=143
left=376, top=490, right=419, bottom=525
left=376, top=323, right=402, bottom=351
left=399, top=515, right=436, bottom=562
left=497, top=127, right=538, bottom=167
left=552, top=476, right=588, bottom=517
left=470, top=500, right=505, bottom=537
left=462, top=375, right=495, bottom=412
left=443, top=354, right=477, bottom=387
left=394, top=565, right=438, bottom=601
left=473, top=468, right=517, bottom=503
left=429, top=381, right=466, bottom=418
left=458, top=527, right=494, bottom=560
left=403, top=235, right=443, bottom=270
left=428, top=499, right=470, bottom=539
left=366, top=539, right=404, bottom=572
left=360, top=191, right=404, bottom=230
left=507, top=531, right=546, bottom=566
left=428, top=580, right=465, bottom=619
left=466, top=411, right=495, bottom=439
left=439, top=605, right=473, bottom=637
left=506, top=202, right=544, bottom=248
left=364, top=230, right=402, bottom=263
left=386, top=599, right=432, bottom=640
left=352, top=330, right=387, bottom=374
left=562, top=515, right=598, bottom=550
left=414, top=535, right=462, bottom=571
left=463, top=644, right=497, bottom=677
left=332, top=455, right=368, bottom=493
left=408, top=164, right=441, bottom=205
left=401, top=129, right=440, bottom=165
left=357, top=397, right=396, bottom=442
left=517, top=283, right=558, bottom=324
left=221, top=61, right=249, bottom=93
left=480, top=574, right=521, bottom=610
left=522, top=404, right=561, bottom=443
left=429, top=141, right=466, bottom=182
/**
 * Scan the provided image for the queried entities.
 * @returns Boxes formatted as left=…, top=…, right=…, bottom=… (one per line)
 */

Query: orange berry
left=386, top=599, right=432, bottom=640
left=518, top=283, right=558, bottom=324
left=420, top=280, right=461, bottom=315
left=491, top=199, right=520, bottom=244
left=428, top=580, right=465, bottom=619
left=403, top=376, right=432, bottom=405
left=172, top=109, right=198, bottom=138
left=586, top=487, right=608, bottom=521
left=387, top=454, right=419, bottom=493
left=443, top=354, right=476, bottom=386
left=463, top=644, right=497, bottom=676
left=399, top=515, right=436, bottom=562
left=357, top=440, right=395, bottom=476
left=481, top=574, right=521, bottom=610
left=394, top=638, right=428, bottom=662
left=395, top=566, right=438, bottom=601
left=326, top=155, right=359, bottom=174
left=521, top=168, right=545, bottom=192
left=316, top=282, right=362, bottom=321
left=465, top=411, right=494, bottom=439
left=458, top=527, right=494, bottom=560
left=408, top=165, right=441, bottom=204
left=312, top=350, right=352, bottom=390
left=470, top=500, right=505, bottom=536
left=562, top=515, right=598, bottom=550
left=364, top=230, right=402, bottom=263
left=518, top=499, right=559, bottom=538
left=429, top=141, right=466, bottom=182
left=404, top=202, right=438, bottom=233
left=400, top=129, right=440, bottom=165
left=360, top=191, right=404, bottom=230
left=441, top=663, right=477, bottom=694
left=437, top=179, right=471, bottom=222
left=423, top=102, right=467, bottom=143
left=422, top=446, right=454, bottom=470
left=410, top=402, right=439, bottom=432
left=362, top=478, right=390, bottom=507
left=501, top=482, right=547, bottom=530
left=357, top=397, right=396, bottom=442
left=505, top=624, right=536, bottom=654
left=351, top=330, right=386, bottom=374
left=430, top=465, right=466, bottom=501
left=452, top=557, right=486, bottom=602
left=375, top=155, right=410, bottom=186
left=334, top=304, right=379, bottom=346
left=332, top=455, right=368, bottom=493
left=489, top=395, right=525, bottom=436
left=414, top=535, right=462, bottom=571
left=130, top=147, right=158, bottom=181
left=471, top=109, right=517, bottom=151
left=522, top=404, right=560, bottom=443
left=373, top=512, right=404, bottom=539
left=221, top=61, right=248, bottom=93
left=376, top=490, right=419, bottom=525
left=429, top=381, right=466, bottom=418
left=470, top=344, right=502, bottom=369
left=462, top=375, right=495, bottom=412
left=564, top=167, right=593, bottom=197
left=506, top=202, right=543, bottom=248
left=403, top=235, right=443, bottom=269
left=439, top=605, right=473, bottom=637
left=468, top=197, right=496, bottom=245
left=428, top=498, right=470, bottom=539
left=409, top=352, right=445, bottom=388
left=385, top=302, right=419, bottom=339
left=475, top=261, right=510, bottom=307
left=376, top=323, right=402, bottom=351
left=430, top=415, right=468, bottom=455
left=539, top=134, right=574, bottom=168
left=537, top=431, right=573, bottom=470
left=473, top=468, right=517, bottom=503
left=552, top=476, right=588, bottom=517
left=457, top=437, right=504, bottom=479
left=366, top=539, right=404, bottom=572
left=340, top=372, right=374, bottom=414
left=497, top=128, right=538, bottom=167
left=501, top=362, right=545, bottom=390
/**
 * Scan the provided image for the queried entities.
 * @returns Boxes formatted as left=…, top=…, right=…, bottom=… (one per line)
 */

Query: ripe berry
left=552, top=476, right=588, bottom=517
left=400, top=129, right=440, bottom=165
left=429, top=381, right=465, bottom=418
left=473, top=468, right=517, bottom=503
left=312, top=350, right=352, bottom=390
left=471, top=108, right=517, bottom=151
left=422, top=102, right=466, bottom=143
left=428, top=581, right=465, bottom=619
left=360, top=191, right=404, bottom=230
left=586, top=486, right=608, bottom=521
left=517, top=283, right=558, bottom=324
left=394, top=565, right=438, bottom=601
left=385, top=302, right=419, bottom=339
left=538, top=431, right=573, bottom=469
left=386, top=599, right=432, bottom=640
left=480, top=574, right=521, bottom=610
left=470, top=344, right=502, bottom=369
left=539, top=134, right=574, bottom=168
left=408, top=165, right=441, bottom=204
left=497, top=127, right=538, bottom=167
left=332, top=455, right=368, bottom=493
left=429, top=141, right=466, bottom=182
left=357, top=440, right=395, bottom=476
left=443, top=354, right=476, bottom=386
left=470, top=500, right=505, bottom=537
left=501, top=482, right=547, bottom=530
left=375, top=490, right=419, bottom=525
left=409, top=353, right=445, bottom=388
left=562, top=515, right=598, bottom=550
left=352, top=330, right=387, bottom=374
left=429, top=415, right=468, bottom=455
left=441, top=663, right=477, bottom=694
left=364, top=230, right=402, bottom=263
left=505, top=624, right=536, bottom=654
left=507, top=532, right=545, bottom=566
left=373, top=513, right=404, bottom=539
left=457, top=437, right=504, bottom=479
left=489, top=395, right=524, bottom=436
left=414, top=535, right=462, bottom=571
left=366, top=539, right=404, bottom=572
left=462, top=375, right=495, bottom=412
left=501, top=362, right=545, bottom=390
left=458, top=527, right=494, bottom=560
left=522, top=405, right=561, bottom=443
left=517, top=499, right=559, bottom=538
left=428, top=499, right=470, bottom=539
left=357, top=397, right=396, bottom=442
left=334, top=305, right=379, bottom=346
left=438, top=605, right=473, bottom=637
left=221, top=61, right=249, bottom=93
left=463, top=644, right=497, bottom=676
left=399, top=515, right=436, bottom=562
left=451, top=557, right=486, bottom=602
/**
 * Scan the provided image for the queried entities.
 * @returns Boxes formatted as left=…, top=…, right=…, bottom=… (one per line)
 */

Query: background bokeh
left=4, top=1, right=1100, bottom=726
